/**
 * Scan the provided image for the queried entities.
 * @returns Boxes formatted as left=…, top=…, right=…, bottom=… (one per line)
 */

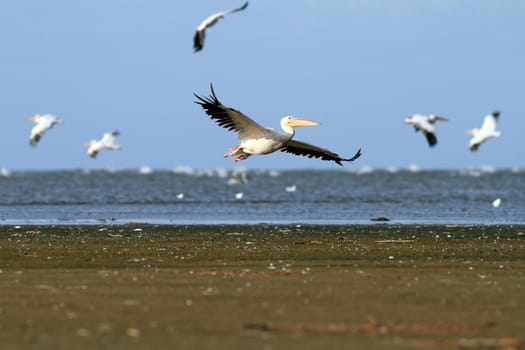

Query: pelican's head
left=82, top=140, right=97, bottom=148
left=27, top=114, right=41, bottom=123
left=429, top=115, right=449, bottom=122
left=281, top=116, right=320, bottom=127
left=466, top=128, right=479, bottom=136
left=280, top=116, right=320, bottom=134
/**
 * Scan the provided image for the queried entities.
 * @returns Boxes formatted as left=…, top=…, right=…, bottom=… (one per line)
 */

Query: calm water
left=0, top=167, right=524, bottom=225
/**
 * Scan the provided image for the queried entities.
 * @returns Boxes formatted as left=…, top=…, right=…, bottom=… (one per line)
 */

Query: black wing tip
left=193, top=83, right=220, bottom=106
left=492, top=111, right=500, bottom=118
left=193, top=92, right=207, bottom=105
left=112, top=130, right=120, bottom=136
left=209, top=82, right=217, bottom=99
left=425, top=132, right=437, bottom=147
left=342, top=148, right=362, bottom=164
left=350, top=148, right=362, bottom=161
left=30, top=134, right=40, bottom=146
left=334, top=148, right=363, bottom=165
left=234, top=1, right=248, bottom=11
left=193, top=31, right=203, bottom=52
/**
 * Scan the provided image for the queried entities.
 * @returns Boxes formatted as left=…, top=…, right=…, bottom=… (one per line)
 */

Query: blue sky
left=1, top=1, right=523, bottom=170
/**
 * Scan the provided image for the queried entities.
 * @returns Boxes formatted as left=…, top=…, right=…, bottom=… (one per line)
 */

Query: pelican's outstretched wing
left=281, top=140, right=362, bottom=166
left=194, top=83, right=268, bottom=139
left=99, top=131, right=120, bottom=146
left=480, top=111, right=499, bottom=133
left=193, top=2, right=249, bottom=52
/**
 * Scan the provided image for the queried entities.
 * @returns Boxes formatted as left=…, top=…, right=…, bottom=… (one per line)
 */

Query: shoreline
left=1, top=224, right=524, bottom=349
left=3, top=222, right=525, bottom=227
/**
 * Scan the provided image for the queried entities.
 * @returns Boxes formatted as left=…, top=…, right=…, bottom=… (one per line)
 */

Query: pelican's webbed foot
left=224, top=145, right=241, bottom=158
left=224, top=145, right=251, bottom=161
left=234, top=154, right=250, bottom=161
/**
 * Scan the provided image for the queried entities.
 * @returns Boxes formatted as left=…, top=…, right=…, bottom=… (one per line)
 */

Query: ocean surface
left=0, top=167, right=523, bottom=225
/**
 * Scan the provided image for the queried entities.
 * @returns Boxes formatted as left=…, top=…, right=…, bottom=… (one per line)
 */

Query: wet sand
left=1, top=224, right=524, bottom=349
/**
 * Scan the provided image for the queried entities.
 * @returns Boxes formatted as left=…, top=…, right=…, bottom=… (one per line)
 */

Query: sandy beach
left=1, top=224, right=524, bottom=349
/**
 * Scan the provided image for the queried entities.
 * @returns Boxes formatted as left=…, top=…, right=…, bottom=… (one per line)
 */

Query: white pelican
left=28, top=114, right=63, bottom=146
left=467, top=111, right=501, bottom=151
left=194, top=84, right=362, bottom=165
left=404, top=114, right=448, bottom=147
left=193, top=2, right=249, bottom=52
left=285, top=184, right=297, bottom=192
left=83, top=131, right=121, bottom=158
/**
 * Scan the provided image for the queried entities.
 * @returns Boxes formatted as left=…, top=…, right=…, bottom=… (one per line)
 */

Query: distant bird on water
left=285, top=184, right=297, bottom=192
left=404, top=114, right=449, bottom=147
left=193, top=1, right=249, bottom=52
left=467, top=111, right=501, bottom=151
left=194, top=83, right=362, bottom=165
left=83, top=131, right=121, bottom=158
left=28, top=114, right=63, bottom=146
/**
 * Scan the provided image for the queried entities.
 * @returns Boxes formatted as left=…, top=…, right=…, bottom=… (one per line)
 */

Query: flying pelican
left=467, top=111, right=501, bottom=151
left=83, top=131, right=121, bottom=158
left=193, top=2, right=249, bottom=52
left=28, top=114, right=63, bottom=146
left=194, top=84, right=362, bottom=165
left=404, top=114, right=448, bottom=147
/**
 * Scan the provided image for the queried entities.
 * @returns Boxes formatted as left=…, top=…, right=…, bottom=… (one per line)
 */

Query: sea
left=0, top=166, right=524, bottom=225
